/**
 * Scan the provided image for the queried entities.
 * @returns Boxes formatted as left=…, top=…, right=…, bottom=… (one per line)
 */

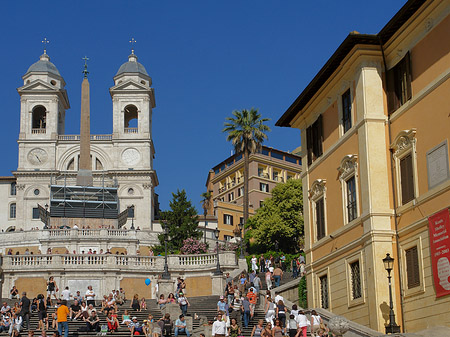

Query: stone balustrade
left=2, top=252, right=237, bottom=273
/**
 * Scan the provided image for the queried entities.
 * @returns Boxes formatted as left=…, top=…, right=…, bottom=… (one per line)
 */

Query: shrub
left=180, top=238, right=208, bottom=255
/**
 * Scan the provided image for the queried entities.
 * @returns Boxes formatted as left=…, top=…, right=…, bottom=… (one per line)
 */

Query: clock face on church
left=121, top=148, right=141, bottom=166
left=27, top=148, right=48, bottom=165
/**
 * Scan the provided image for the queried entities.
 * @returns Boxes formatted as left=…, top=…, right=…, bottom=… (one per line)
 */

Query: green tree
left=247, top=178, right=303, bottom=253
left=159, top=189, right=201, bottom=253
left=222, top=108, right=271, bottom=234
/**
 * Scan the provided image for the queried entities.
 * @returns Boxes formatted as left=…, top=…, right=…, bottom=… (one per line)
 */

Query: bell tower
left=17, top=45, right=70, bottom=141
left=110, top=49, right=155, bottom=141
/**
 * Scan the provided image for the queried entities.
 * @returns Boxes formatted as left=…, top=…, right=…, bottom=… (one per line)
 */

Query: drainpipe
left=378, top=37, right=406, bottom=333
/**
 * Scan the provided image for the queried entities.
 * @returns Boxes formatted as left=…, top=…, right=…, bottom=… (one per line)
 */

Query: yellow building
left=206, top=146, right=302, bottom=240
left=276, top=0, right=450, bottom=333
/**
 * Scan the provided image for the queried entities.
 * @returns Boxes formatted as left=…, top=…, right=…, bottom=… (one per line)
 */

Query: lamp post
left=213, top=228, right=222, bottom=275
left=130, top=205, right=135, bottom=230
left=161, top=222, right=171, bottom=279
left=44, top=204, right=49, bottom=229
left=383, top=253, right=400, bottom=334
left=238, top=222, right=244, bottom=259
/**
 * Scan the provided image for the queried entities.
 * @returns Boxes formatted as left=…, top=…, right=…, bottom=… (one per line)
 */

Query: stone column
left=76, top=77, right=93, bottom=186
left=211, top=274, right=225, bottom=296
left=158, top=279, right=175, bottom=298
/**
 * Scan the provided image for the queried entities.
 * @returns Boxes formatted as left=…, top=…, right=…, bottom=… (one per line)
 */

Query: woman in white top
left=251, top=255, right=258, bottom=272
left=309, top=310, right=322, bottom=337
left=264, top=297, right=276, bottom=326
left=265, top=270, right=273, bottom=291
left=295, top=310, right=309, bottom=337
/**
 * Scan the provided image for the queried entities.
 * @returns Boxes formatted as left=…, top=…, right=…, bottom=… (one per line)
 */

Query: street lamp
left=238, top=222, right=244, bottom=259
left=44, top=204, right=49, bottom=229
left=382, top=253, right=400, bottom=334
left=161, top=222, right=171, bottom=279
left=130, top=205, right=135, bottom=230
left=213, top=228, right=222, bottom=275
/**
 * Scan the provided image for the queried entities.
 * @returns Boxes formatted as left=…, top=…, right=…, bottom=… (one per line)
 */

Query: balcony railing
left=3, top=252, right=237, bottom=272
left=124, top=128, right=138, bottom=134
left=58, top=135, right=112, bottom=141
left=32, top=128, right=46, bottom=134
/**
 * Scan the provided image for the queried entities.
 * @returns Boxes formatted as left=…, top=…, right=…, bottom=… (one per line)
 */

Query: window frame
left=306, top=115, right=323, bottom=166
left=338, top=155, right=360, bottom=225
left=345, top=251, right=365, bottom=307
left=259, top=183, right=269, bottom=193
left=387, top=52, right=412, bottom=114
left=9, top=203, right=16, bottom=219
left=10, top=182, right=17, bottom=196
left=223, top=214, right=233, bottom=226
left=400, top=236, right=425, bottom=297
left=391, top=130, right=419, bottom=207
left=340, top=88, right=353, bottom=134
left=316, top=268, right=330, bottom=310
left=32, top=207, right=40, bottom=220
left=309, top=179, right=327, bottom=243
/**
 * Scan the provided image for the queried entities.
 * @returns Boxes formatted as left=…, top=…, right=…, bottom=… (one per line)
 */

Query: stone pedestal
left=328, top=316, right=350, bottom=337
left=162, top=303, right=182, bottom=319
left=211, top=274, right=225, bottom=296
left=158, top=279, right=175, bottom=298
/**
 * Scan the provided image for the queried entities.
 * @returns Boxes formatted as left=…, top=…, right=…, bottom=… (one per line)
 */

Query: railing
left=124, top=128, right=138, bottom=133
left=32, top=128, right=46, bottom=134
left=58, top=135, right=112, bottom=141
left=45, top=228, right=128, bottom=238
left=3, top=252, right=236, bottom=272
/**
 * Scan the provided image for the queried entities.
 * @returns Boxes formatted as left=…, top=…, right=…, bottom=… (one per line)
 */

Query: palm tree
left=201, top=190, right=212, bottom=243
left=222, top=108, right=270, bottom=245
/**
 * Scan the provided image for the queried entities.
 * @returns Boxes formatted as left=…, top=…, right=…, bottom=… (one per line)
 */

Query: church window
left=128, top=188, right=135, bottom=195
left=34, top=189, right=40, bottom=196
left=50, top=80, right=56, bottom=86
left=32, top=207, right=39, bottom=219
left=124, top=105, right=138, bottom=132
left=67, top=158, right=75, bottom=170
left=32, top=106, right=47, bottom=131
left=95, top=158, right=103, bottom=171
left=10, top=182, right=16, bottom=195
left=10, top=203, right=16, bottom=219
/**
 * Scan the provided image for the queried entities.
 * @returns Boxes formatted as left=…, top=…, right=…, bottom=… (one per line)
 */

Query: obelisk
left=76, top=56, right=93, bottom=186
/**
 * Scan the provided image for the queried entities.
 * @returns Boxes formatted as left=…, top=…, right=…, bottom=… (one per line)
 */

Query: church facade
left=1, top=51, right=158, bottom=231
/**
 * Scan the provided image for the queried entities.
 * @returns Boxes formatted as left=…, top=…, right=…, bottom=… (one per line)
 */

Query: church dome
left=116, top=53, right=149, bottom=77
left=25, top=53, right=61, bottom=77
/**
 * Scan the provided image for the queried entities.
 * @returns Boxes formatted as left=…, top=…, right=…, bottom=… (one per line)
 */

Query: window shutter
left=387, top=67, right=398, bottom=114
left=406, top=246, right=420, bottom=288
left=317, top=115, right=323, bottom=157
left=230, top=215, right=233, bottom=226
left=306, top=126, right=313, bottom=166
left=400, top=154, right=414, bottom=204
left=316, top=199, right=325, bottom=240
left=223, top=214, right=227, bottom=225
left=405, top=51, right=412, bottom=101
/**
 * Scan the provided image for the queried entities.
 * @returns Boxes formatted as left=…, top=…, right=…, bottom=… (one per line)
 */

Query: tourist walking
left=19, top=291, right=31, bottom=330
left=259, top=255, right=266, bottom=273
left=272, top=319, right=284, bottom=337
left=47, top=277, right=58, bottom=301
left=228, top=318, right=241, bottom=337
left=250, top=319, right=264, bottom=337
left=56, top=300, right=69, bottom=337
left=295, top=310, right=308, bottom=337
left=287, top=315, right=297, bottom=337
left=37, top=294, right=47, bottom=331
left=212, top=313, right=227, bottom=337
left=261, top=322, right=272, bottom=337
left=251, top=255, right=258, bottom=272
left=264, top=297, right=275, bottom=326
left=177, top=292, right=190, bottom=316
left=265, top=270, right=272, bottom=290
left=273, top=267, right=283, bottom=288
left=253, top=274, right=261, bottom=294
left=276, top=300, right=287, bottom=329
left=310, top=310, right=323, bottom=337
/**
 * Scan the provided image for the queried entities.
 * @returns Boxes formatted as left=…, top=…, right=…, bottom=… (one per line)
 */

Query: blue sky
left=0, top=1, right=405, bottom=212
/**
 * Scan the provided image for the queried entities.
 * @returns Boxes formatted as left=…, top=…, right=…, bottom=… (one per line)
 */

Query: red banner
left=428, top=208, right=450, bottom=298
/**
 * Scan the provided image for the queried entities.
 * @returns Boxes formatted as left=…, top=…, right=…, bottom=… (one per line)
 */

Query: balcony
left=58, top=135, right=112, bottom=141
left=32, top=128, right=46, bottom=134
left=124, top=127, right=138, bottom=134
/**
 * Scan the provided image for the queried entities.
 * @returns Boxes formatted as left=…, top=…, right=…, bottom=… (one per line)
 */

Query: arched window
left=67, top=158, right=75, bottom=170
left=10, top=182, right=16, bottom=195
left=10, top=203, right=16, bottom=219
left=95, top=158, right=103, bottom=171
left=32, top=105, right=47, bottom=132
left=124, top=105, right=138, bottom=133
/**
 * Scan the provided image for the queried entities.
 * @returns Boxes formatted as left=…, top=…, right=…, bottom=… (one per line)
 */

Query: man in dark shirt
left=69, top=300, right=81, bottom=320
left=19, top=292, right=31, bottom=330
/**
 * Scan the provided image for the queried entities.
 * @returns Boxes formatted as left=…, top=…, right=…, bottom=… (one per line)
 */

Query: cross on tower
left=82, top=56, right=89, bottom=78
left=129, top=38, right=137, bottom=54
left=42, top=38, right=50, bottom=54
